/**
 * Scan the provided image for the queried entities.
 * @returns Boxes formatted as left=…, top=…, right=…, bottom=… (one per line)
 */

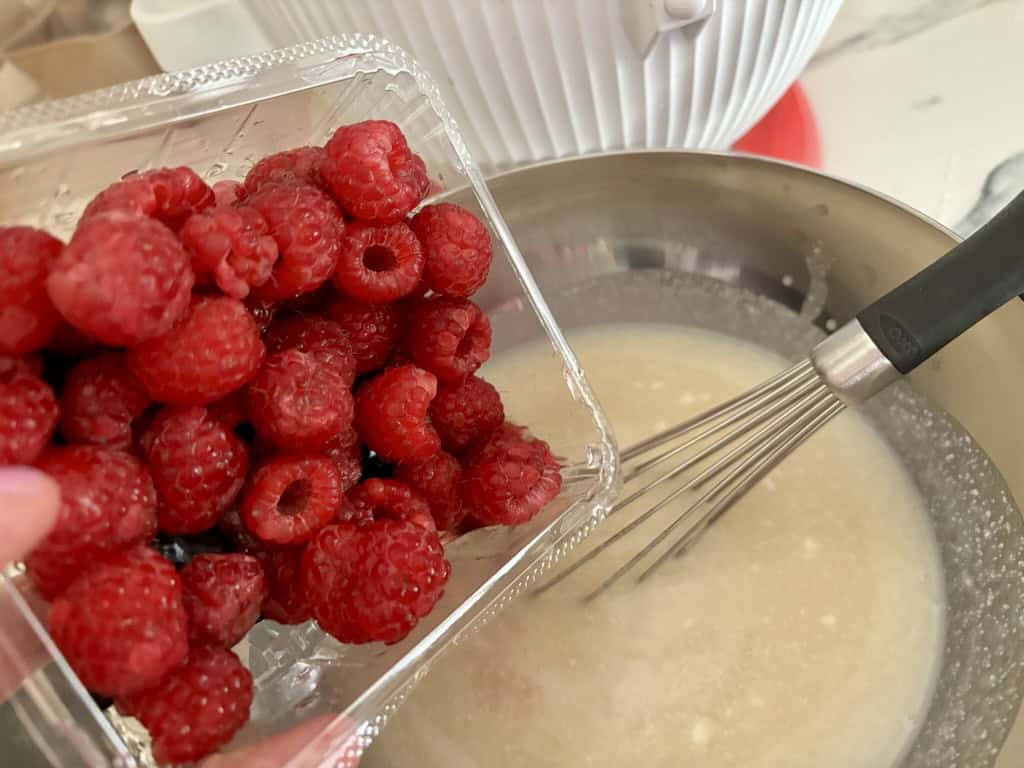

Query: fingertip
left=0, top=466, right=61, bottom=566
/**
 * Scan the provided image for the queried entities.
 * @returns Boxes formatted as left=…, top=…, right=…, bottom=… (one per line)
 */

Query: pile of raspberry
left=0, top=120, right=562, bottom=765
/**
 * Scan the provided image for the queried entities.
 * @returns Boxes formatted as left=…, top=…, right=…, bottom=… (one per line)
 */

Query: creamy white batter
left=366, top=323, right=945, bottom=768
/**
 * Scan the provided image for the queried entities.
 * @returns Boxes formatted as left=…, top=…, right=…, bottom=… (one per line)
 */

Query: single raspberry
left=410, top=203, right=493, bottom=298
left=0, top=227, right=63, bottom=356
left=248, top=184, right=344, bottom=301
left=245, top=146, right=327, bottom=193
left=256, top=548, right=311, bottom=624
left=354, top=365, right=440, bottom=462
left=241, top=455, right=342, bottom=546
left=429, top=375, right=505, bottom=454
left=462, top=427, right=563, bottom=526
left=81, top=167, right=214, bottom=229
left=142, top=407, right=249, bottom=535
left=212, top=179, right=248, bottom=207
left=26, top=447, right=157, bottom=599
left=128, top=295, right=265, bottom=406
left=247, top=349, right=354, bottom=451
left=332, top=221, right=424, bottom=303
left=208, top=390, right=249, bottom=428
left=322, top=120, right=429, bottom=224
left=181, top=205, right=279, bottom=299
left=325, top=431, right=363, bottom=493
left=326, top=295, right=402, bottom=374
left=245, top=294, right=277, bottom=333
left=47, top=212, right=194, bottom=346
left=0, top=370, right=58, bottom=465
left=301, top=519, right=450, bottom=645
left=48, top=547, right=188, bottom=697
left=348, top=478, right=435, bottom=531
left=403, top=297, right=491, bottom=382
left=264, top=313, right=356, bottom=385
left=395, top=451, right=465, bottom=531
left=182, top=553, right=268, bottom=647
left=59, top=352, right=150, bottom=450
left=117, top=646, right=253, bottom=764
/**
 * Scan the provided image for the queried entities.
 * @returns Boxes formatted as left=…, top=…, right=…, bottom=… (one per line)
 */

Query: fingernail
left=0, top=467, right=54, bottom=496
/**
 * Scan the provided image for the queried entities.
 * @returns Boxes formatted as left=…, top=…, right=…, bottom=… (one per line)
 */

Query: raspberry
left=117, top=646, right=253, bottom=764
left=403, top=297, right=491, bottom=382
left=354, top=365, right=440, bottom=462
left=410, top=203, right=493, bottom=298
left=429, top=375, right=505, bottom=454
left=26, top=447, right=157, bottom=599
left=181, top=205, right=279, bottom=299
left=81, top=167, right=214, bottom=229
left=322, top=120, right=429, bottom=224
left=128, top=295, right=265, bottom=406
left=0, top=370, right=58, bottom=465
left=48, top=547, right=188, bottom=697
left=326, top=296, right=402, bottom=374
left=212, top=179, right=248, bottom=207
left=241, top=455, right=342, bottom=546
left=143, top=407, right=249, bottom=534
left=332, top=221, right=424, bottom=303
left=301, top=519, right=450, bottom=645
left=462, top=427, right=563, bottom=526
left=245, top=146, right=327, bottom=193
left=0, top=227, right=63, bottom=355
left=248, top=184, right=344, bottom=301
left=47, top=212, right=194, bottom=346
left=182, top=553, right=267, bottom=647
left=208, top=390, right=249, bottom=428
left=325, top=432, right=363, bottom=493
left=264, top=313, right=356, bottom=384
left=348, top=478, right=435, bottom=531
left=395, top=451, right=465, bottom=531
left=256, top=548, right=311, bottom=624
left=247, top=349, right=354, bottom=451
left=59, top=353, right=150, bottom=450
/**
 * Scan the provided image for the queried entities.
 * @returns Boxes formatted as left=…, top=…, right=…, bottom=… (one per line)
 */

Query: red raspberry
left=247, top=349, right=354, bottom=451
left=322, top=120, right=429, bottom=224
left=48, top=547, right=188, bottom=698
left=59, top=352, right=150, bottom=450
left=0, top=370, right=58, bottom=465
left=326, top=296, right=402, bottom=374
left=403, top=297, right=491, bottom=382
left=26, top=447, right=157, bottom=598
left=395, top=451, right=465, bottom=531
left=462, top=427, right=563, bottom=526
left=245, top=146, right=327, bottom=193
left=117, top=645, right=253, bottom=764
left=182, top=553, right=268, bottom=647
left=410, top=204, right=493, bottom=298
left=208, top=390, right=249, bottom=428
left=354, top=365, right=440, bottom=462
left=348, top=478, right=435, bottom=531
left=0, top=227, right=63, bottom=356
left=241, top=455, right=342, bottom=546
left=332, top=221, right=424, bottom=303
left=325, top=432, right=363, bottom=493
left=256, top=548, right=312, bottom=624
left=81, top=167, right=214, bottom=229
left=248, top=184, right=344, bottom=301
left=264, top=313, right=356, bottom=385
left=301, top=519, right=449, bottom=644
left=181, top=205, right=279, bottom=299
left=47, top=212, right=194, bottom=346
left=142, top=407, right=249, bottom=535
left=128, top=295, right=264, bottom=406
left=429, top=375, right=505, bottom=454
left=212, top=179, right=248, bottom=207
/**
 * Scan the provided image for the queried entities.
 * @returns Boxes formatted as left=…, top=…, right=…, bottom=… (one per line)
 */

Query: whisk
left=547, top=190, right=1024, bottom=601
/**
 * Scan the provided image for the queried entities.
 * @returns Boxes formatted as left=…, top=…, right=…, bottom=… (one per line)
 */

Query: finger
left=0, top=467, right=60, bottom=567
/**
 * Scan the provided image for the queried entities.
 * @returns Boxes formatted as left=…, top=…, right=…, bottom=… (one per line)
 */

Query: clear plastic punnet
left=0, top=35, right=619, bottom=767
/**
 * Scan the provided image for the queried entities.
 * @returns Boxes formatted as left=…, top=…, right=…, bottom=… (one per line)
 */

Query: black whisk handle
left=857, top=189, right=1024, bottom=374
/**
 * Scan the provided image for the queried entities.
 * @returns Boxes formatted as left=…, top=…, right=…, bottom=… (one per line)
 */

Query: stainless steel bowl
left=451, top=151, right=1024, bottom=767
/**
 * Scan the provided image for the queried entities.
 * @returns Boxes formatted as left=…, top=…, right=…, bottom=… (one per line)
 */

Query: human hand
left=0, top=466, right=60, bottom=568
